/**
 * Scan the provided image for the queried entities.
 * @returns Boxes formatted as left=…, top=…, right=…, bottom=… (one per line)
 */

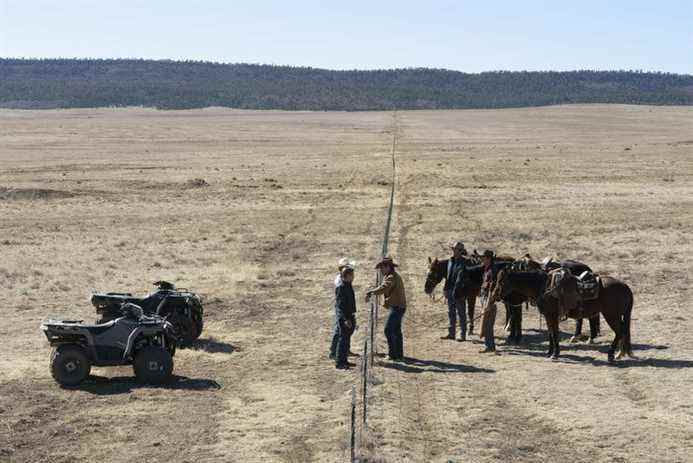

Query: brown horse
left=493, top=268, right=634, bottom=362
left=424, top=257, right=481, bottom=334
left=524, top=254, right=602, bottom=343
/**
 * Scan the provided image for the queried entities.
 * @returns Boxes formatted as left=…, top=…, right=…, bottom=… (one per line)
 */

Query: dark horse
left=424, top=257, right=526, bottom=342
left=524, top=256, right=602, bottom=343
left=493, top=268, right=634, bottom=362
left=424, top=257, right=481, bottom=334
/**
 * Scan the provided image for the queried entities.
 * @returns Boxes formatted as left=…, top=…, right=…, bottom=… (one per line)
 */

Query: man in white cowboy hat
left=442, top=240, right=468, bottom=341
left=334, top=265, right=357, bottom=369
left=329, top=257, right=354, bottom=360
left=366, top=256, right=407, bottom=361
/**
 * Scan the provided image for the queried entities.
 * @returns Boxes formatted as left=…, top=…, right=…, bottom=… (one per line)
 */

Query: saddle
left=576, top=271, right=600, bottom=302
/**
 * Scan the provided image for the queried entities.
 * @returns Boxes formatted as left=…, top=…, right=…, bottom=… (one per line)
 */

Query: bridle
left=425, top=264, right=444, bottom=302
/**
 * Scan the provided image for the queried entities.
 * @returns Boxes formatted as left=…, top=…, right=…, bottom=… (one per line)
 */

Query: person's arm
left=368, top=274, right=394, bottom=297
left=335, top=284, right=347, bottom=319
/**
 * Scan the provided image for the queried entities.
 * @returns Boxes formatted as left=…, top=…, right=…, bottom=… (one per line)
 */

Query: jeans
left=329, top=310, right=339, bottom=357
left=484, top=302, right=496, bottom=350
left=329, top=308, right=351, bottom=357
left=445, top=290, right=467, bottom=338
left=336, top=318, right=355, bottom=365
left=384, top=306, right=406, bottom=359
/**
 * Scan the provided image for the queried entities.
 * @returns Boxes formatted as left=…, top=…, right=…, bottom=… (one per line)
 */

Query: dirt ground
left=1, top=105, right=692, bottom=463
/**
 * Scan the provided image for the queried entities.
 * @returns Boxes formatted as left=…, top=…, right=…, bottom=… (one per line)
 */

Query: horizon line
left=2, top=56, right=690, bottom=77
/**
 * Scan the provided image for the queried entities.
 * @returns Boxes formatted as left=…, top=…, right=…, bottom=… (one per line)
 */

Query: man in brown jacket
left=479, top=250, right=500, bottom=353
left=366, top=256, right=407, bottom=361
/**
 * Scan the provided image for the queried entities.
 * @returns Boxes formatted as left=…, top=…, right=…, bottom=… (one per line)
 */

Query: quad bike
left=91, top=281, right=203, bottom=347
left=41, top=303, right=178, bottom=386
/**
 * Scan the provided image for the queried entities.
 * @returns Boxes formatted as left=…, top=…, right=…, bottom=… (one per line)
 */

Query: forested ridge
left=1, top=58, right=691, bottom=110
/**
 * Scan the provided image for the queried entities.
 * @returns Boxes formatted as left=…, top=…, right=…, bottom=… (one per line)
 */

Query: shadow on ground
left=499, top=329, right=683, bottom=368
left=379, top=356, right=494, bottom=374
left=73, top=374, right=222, bottom=395
left=190, top=337, right=237, bottom=354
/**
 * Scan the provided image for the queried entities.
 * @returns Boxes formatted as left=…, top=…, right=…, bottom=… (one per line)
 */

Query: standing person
left=479, top=250, right=499, bottom=353
left=366, top=257, right=407, bottom=361
left=335, top=266, right=357, bottom=370
left=329, top=257, right=352, bottom=360
left=442, top=241, right=468, bottom=342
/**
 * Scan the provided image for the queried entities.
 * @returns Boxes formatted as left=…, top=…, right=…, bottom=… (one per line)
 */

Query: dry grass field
left=1, top=105, right=692, bottom=463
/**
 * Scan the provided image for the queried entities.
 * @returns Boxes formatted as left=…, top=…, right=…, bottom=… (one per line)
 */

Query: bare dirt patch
left=1, top=105, right=692, bottom=462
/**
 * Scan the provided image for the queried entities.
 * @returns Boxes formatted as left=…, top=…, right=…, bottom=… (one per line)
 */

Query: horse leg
left=588, top=314, right=600, bottom=343
left=504, top=304, right=512, bottom=332
left=570, top=318, right=583, bottom=343
left=545, top=314, right=555, bottom=358
left=548, top=316, right=560, bottom=359
left=513, top=303, right=523, bottom=344
left=602, top=311, right=621, bottom=363
left=467, top=294, right=475, bottom=335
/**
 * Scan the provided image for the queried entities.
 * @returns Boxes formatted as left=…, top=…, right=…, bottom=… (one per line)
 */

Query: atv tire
left=192, top=311, right=203, bottom=341
left=133, top=346, right=173, bottom=384
left=175, top=316, right=198, bottom=348
left=50, top=344, right=92, bottom=387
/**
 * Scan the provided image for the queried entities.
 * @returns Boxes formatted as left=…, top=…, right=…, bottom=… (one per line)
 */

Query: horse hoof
left=615, top=351, right=625, bottom=360
left=569, top=336, right=579, bottom=344
left=588, top=338, right=597, bottom=344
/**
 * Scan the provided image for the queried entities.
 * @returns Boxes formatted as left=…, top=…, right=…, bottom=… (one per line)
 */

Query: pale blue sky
left=1, top=0, right=691, bottom=73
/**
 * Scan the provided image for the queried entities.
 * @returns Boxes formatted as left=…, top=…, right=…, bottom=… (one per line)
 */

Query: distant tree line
left=0, top=58, right=691, bottom=110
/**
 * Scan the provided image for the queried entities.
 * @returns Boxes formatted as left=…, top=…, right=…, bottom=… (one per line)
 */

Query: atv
left=91, top=281, right=203, bottom=347
left=41, top=303, right=178, bottom=386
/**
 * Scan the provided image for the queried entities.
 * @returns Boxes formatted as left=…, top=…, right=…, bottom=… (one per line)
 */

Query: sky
left=1, top=0, right=691, bottom=73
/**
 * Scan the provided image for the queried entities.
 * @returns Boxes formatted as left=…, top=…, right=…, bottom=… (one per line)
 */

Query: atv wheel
left=175, top=316, right=196, bottom=348
left=50, top=344, right=91, bottom=387
left=192, top=311, right=203, bottom=341
left=133, top=346, right=173, bottom=384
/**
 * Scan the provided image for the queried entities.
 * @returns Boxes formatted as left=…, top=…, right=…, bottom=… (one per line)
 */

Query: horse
left=424, top=257, right=480, bottom=334
left=425, top=256, right=526, bottom=342
left=492, top=268, right=634, bottom=362
left=525, top=255, right=602, bottom=343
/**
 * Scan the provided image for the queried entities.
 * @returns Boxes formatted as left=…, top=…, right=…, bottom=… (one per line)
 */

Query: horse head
left=424, top=257, right=444, bottom=295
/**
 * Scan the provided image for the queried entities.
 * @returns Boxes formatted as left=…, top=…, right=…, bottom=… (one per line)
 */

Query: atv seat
left=41, top=318, right=119, bottom=336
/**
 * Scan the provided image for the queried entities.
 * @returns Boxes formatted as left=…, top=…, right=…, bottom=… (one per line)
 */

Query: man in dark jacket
left=442, top=241, right=468, bottom=341
left=335, top=266, right=357, bottom=369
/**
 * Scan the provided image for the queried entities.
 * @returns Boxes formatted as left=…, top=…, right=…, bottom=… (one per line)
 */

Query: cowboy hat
left=338, top=257, right=354, bottom=269
left=451, top=241, right=466, bottom=250
left=375, top=256, right=398, bottom=269
left=480, top=250, right=495, bottom=259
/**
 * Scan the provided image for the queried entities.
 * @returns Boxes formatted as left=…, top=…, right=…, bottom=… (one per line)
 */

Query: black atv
left=41, top=303, right=178, bottom=386
left=91, top=281, right=203, bottom=347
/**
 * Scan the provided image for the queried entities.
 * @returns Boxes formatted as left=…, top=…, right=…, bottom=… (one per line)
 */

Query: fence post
left=361, top=337, right=368, bottom=431
left=350, top=385, right=356, bottom=463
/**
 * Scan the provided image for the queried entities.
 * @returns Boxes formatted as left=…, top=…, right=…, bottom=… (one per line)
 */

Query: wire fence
left=348, top=113, right=398, bottom=462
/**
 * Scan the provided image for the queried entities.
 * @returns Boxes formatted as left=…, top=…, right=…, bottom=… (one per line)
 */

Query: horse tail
left=621, top=285, right=634, bottom=357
